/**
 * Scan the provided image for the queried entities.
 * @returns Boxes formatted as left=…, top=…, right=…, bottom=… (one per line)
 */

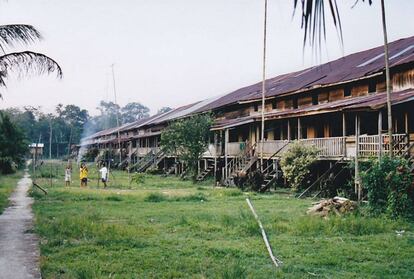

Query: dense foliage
left=280, top=141, right=319, bottom=191
left=3, top=101, right=155, bottom=159
left=361, top=156, right=414, bottom=219
left=0, top=112, right=27, bottom=173
left=160, top=114, right=212, bottom=181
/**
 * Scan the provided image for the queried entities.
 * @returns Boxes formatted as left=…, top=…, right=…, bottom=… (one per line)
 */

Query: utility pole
left=381, top=0, right=393, bottom=156
left=49, top=117, right=53, bottom=187
left=260, top=0, right=268, bottom=171
left=111, top=64, right=122, bottom=164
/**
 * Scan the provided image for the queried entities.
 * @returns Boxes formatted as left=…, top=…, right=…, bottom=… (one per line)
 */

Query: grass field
left=32, top=161, right=414, bottom=278
left=0, top=171, right=23, bottom=214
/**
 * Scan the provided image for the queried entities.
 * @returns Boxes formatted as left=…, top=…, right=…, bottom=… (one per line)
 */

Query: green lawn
left=0, top=171, right=23, bottom=213
left=32, top=161, right=414, bottom=278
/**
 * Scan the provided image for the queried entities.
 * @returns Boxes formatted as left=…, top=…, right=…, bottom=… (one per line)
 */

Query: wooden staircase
left=131, top=149, right=165, bottom=173
left=298, top=157, right=345, bottom=198
left=259, top=160, right=283, bottom=192
left=223, top=155, right=257, bottom=186
left=165, top=161, right=179, bottom=175
left=253, top=141, right=289, bottom=192
left=196, top=160, right=215, bottom=182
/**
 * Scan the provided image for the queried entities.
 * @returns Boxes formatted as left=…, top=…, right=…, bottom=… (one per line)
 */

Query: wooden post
left=342, top=113, right=346, bottom=156
left=287, top=120, right=291, bottom=141
left=355, top=115, right=361, bottom=201
left=297, top=118, right=301, bottom=140
left=378, top=111, right=382, bottom=159
left=224, top=129, right=229, bottom=179
left=214, top=132, right=218, bottom=183
left=405, top=112, right=408, bottom=134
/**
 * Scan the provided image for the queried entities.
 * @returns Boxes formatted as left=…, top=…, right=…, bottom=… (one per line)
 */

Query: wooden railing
left=301, top=137, right=345, bottom=157
left=227, top=142, right=246, bottom=156
left=256, top=140, right=290, bottom=157
left=203, top=144, right=222, bottom=157
left=358, top=134, right=408, bottom=157
left=136, top=147, right=159, bottom=156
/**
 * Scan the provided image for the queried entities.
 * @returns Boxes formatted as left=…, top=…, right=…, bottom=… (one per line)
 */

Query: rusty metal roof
left=196, top=36, right=414, bottom=113
left=211, top=115, right=255, bottom=130
left=260, top=89, right=414, bottom=121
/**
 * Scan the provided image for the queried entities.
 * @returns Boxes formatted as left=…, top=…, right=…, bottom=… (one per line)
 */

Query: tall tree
left=0, top=112, right=27, bottom=173
left=160, top=114, right=213, bottom=181
left=96, top=101, right=120, bottom=129
left=158, top=107, right=173, bottom=114
left=121, top=102, right=150, bottom=123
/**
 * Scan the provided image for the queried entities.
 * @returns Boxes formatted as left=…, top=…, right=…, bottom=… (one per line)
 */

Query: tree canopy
left=160, top=114, right=213, bottom=181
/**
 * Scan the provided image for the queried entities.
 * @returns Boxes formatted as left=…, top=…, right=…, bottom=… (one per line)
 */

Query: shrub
left=0, top=157, right=16, bottom=174
left=280, top=141, right=319, bottom=191
left=144, top=193, right=168, bottom=202
left=361, top=156, right=413, bottom=219
left=131, top=173, right=145, bottom=185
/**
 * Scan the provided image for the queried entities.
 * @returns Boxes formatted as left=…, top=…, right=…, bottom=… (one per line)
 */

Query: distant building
left=29, top=143, right=44, bottom=156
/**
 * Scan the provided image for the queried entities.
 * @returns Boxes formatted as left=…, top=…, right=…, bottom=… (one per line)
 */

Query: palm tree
left=293, top=0, right=392, bottom=154
left=0, top=24, right=62, bottom=97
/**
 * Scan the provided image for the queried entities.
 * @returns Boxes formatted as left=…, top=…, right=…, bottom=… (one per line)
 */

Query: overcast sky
left=0, top=0, right=413, bottom=115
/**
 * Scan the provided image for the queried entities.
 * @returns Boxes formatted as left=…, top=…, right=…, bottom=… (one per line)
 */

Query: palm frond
left=293, top=0, right=372, bottom=49
left=0, top=25, right=42, bottom=52
left=0, top=51, right=62, bottom=87
left=293, top=0, right=342, bottom=49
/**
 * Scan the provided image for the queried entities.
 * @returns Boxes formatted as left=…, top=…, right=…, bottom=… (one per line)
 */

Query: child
left=80, top=163, right=88, bottom=187
left=64, top=165, right=72, bottom=186
left=99, top=162, right=108, bottom=188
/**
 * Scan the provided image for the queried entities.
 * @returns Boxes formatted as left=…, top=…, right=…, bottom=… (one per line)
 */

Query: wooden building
left=80, top=35, right=414, bottom=189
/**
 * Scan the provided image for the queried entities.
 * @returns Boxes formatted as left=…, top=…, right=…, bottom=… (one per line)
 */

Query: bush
left=0, top=157, right=16, bottom=174
left=82, top=148, right=99, bottom=162
left=131, top=173, right=145, bottom=185
left=280, top=141, right=319, bottom=191
left=144, top=193, right=168, bottom=202
left=361, top=156, right=414, bottom=219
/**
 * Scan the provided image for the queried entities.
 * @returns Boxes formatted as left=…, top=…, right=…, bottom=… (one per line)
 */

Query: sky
left=0, top=0, right=413, bottom=115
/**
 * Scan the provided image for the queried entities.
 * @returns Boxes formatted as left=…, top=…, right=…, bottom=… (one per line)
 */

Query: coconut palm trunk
left=380, top=0, right=393, bottom=156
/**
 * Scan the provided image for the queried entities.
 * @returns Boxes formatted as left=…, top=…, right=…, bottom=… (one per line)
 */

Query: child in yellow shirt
left=80, top=163, right=88, bottom=187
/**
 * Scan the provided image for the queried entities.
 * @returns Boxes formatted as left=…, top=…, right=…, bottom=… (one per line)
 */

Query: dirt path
left=0, top=171, right=41, bottom=279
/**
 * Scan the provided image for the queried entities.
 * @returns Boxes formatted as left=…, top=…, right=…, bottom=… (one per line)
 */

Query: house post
left=297, top=118, right=301, bottom=140
left=342, top=113, right=346, bottom=156
left=405, top=112, right=408, bottom=134
left=378, top=111, right=382, bottom=159
left=224, top=129, right=229, bottom=179
left=214, top=132, right=218, bottom=183
left=287, top=119, right=291, bottom=141
left=355, top=114, right=361, bottom=201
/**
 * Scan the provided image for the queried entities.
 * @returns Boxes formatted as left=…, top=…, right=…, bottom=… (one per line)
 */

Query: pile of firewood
left=307, top=197, right=357, bottom=217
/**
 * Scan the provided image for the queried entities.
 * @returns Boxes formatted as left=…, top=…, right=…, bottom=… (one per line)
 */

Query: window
left=368, top=80, right=376, bottom=93
left=312, top=94, right=318, bottom=105
left=293, top=98, right=298, bottom=109
left=254, top=103, right=258, bottom=112
left=271, top=99, right=277, bottom=109
left=344, top=86, right=352, bottom=97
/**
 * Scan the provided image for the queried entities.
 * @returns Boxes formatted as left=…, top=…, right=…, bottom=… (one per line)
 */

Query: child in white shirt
left=99, top=163, right=108, bottom=188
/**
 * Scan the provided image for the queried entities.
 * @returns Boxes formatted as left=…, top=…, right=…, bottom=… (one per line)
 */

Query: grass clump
left=0, top=171, right=22, bottom=213
left=144, top=192, right=168, bottom=202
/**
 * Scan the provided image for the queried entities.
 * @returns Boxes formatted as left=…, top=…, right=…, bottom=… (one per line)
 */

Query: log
left=33, top=182, right=48, bottom=195
left=246, top=198, right=282, bottom=267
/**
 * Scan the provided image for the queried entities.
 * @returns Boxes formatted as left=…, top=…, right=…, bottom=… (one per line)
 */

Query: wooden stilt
left=342, top=113, right=346, bottom=156
left=224, top=129, right=229, bottom=179
left=378, top=111, right=383, bottom=159
left=355, top=115, right=361, bottom=201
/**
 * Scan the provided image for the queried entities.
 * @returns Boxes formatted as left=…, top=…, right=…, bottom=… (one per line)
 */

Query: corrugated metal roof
left=195, top=36, right=414, bottom=112
left=260, top=89, right=414, bottom=121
